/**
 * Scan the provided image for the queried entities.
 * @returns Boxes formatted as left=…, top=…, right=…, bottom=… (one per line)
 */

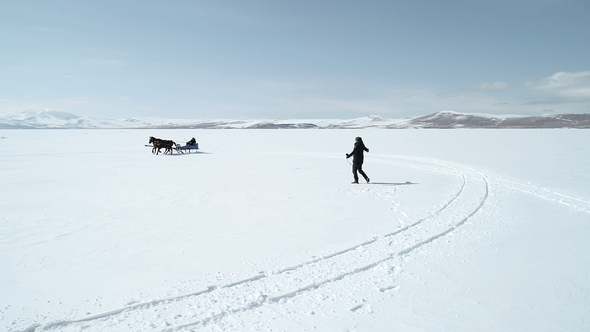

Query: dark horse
left=149, top=136, right=175, bottom=155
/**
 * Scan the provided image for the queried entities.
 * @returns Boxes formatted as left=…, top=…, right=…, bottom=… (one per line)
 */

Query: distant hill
left=1, top=110, right=589, bottom=129
left=402, top=111, right=590, bottom=129
left=0, top=110, right=133, bottom=129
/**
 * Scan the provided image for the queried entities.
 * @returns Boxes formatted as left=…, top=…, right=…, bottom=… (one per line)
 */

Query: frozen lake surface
left=1, top=129, right=589, bottom=331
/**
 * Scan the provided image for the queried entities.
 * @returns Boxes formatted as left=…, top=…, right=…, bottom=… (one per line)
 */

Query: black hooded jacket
left=348, top=140, right=369, bottom=166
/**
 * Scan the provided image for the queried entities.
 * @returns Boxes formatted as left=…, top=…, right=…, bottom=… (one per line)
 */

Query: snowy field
left=1, top=129, right=589, bottom=332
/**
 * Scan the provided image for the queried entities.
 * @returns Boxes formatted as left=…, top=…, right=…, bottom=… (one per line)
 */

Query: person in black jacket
left=346, top=136, right=370, bottom=184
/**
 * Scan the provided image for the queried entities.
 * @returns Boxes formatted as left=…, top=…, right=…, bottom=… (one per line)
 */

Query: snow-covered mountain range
left=1, top=110, right=589, bottom=129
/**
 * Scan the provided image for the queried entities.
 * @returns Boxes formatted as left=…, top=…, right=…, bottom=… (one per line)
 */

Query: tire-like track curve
left=26, top=155, right=489, bottom=332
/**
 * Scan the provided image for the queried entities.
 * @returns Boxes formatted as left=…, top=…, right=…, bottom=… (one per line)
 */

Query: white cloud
left=479, top=82, right=508, bottom=90
left=527, top=71, right=590, bottom=99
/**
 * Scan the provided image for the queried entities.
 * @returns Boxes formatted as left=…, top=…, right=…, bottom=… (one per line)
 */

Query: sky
left=1, top=0, right=589, bottom=119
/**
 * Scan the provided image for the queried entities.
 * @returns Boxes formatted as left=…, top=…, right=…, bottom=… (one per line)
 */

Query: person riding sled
left=346, top=136, right=370, bottom=184
left=186, top=137, right=196, bottom=146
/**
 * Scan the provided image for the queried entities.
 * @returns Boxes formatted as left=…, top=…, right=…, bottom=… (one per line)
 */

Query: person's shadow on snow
left=370, top=181, right=417, bottom=186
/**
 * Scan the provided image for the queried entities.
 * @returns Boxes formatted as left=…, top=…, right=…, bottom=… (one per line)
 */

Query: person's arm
left=347, top=145, right=357, bottom=158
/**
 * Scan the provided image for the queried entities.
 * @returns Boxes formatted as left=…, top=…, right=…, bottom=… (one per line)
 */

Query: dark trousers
left=352, top=164, right=369, bottom=183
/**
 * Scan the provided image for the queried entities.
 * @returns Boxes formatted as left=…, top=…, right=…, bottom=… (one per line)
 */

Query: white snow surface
left=1, top=129, right=589, bottom=332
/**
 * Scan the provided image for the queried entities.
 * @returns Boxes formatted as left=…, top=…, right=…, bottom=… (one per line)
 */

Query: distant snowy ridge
left=0, top=110, right=134, bottom=129
left=405, top=111, right=590, bottom=129
left=1, top=110, right=589, bottom=129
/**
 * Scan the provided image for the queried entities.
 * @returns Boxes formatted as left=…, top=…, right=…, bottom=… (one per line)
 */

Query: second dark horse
left=149, top=136, right=175, bottom=155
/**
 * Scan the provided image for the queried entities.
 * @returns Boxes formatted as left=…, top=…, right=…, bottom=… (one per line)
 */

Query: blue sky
left=1, top=0, right=589, bottom=119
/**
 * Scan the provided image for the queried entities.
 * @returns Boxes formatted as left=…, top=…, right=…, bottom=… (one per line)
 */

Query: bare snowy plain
left=1, top=129, right=589, bottom=332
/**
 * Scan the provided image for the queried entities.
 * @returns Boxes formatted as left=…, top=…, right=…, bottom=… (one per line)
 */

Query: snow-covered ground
left=1, top=129, right=589, bottom=332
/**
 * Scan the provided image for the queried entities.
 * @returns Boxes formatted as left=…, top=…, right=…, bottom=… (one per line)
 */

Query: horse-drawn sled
left=174, top=143, right=199, bottom=153
left=148, top=136, right=199, bottom=155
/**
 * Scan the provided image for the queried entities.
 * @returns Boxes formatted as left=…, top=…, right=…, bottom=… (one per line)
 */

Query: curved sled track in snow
left=27, top=156, right=490, bottom=332
left=496, top=178, right=590, bottom=214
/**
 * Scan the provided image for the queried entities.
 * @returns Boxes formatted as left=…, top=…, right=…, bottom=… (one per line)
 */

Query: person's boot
left=359, top=170, right=369, bottom=183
